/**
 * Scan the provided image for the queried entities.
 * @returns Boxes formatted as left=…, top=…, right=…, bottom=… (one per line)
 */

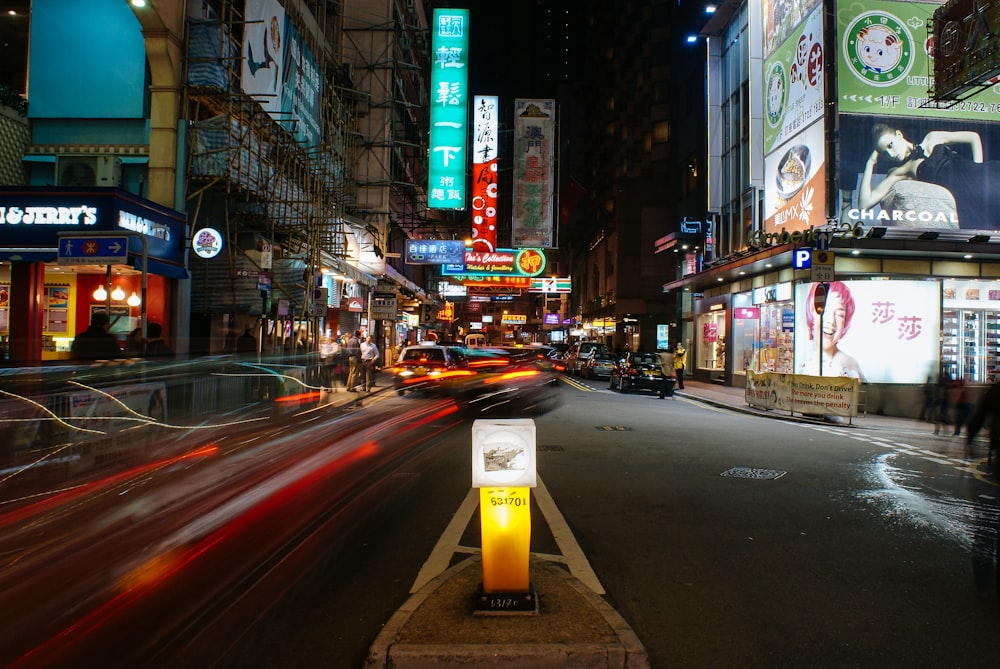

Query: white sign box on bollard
left=471, top=419, right=537, bottom=488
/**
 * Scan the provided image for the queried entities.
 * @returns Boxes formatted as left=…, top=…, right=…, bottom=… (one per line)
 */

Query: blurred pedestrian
left=145, top=322, right=174, bottom=357
left=673, top=341, right=687, bottom=390
left=657, top=348, right=676, bottom=399
left=360, top=335, right=380, bottom=392
left=345, top=330, right=361, bottom=391
left=237, top=325, right=256, bottom=354
left=934, top=372, right=952, bottom=435
left=966, top=381, right=1000, bottom=465
left=949, top=376, right=973, bottom=436
left=918, top=376, right=938, bottom=422
left=71, top=312, right=121, bottom=360
left=124, top=327, right=144, bottom=357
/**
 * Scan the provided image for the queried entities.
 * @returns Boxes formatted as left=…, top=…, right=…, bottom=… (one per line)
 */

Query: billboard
left=513, top=99, right=556, bottom=248
left=934, top=0, right=1000, bottom=99
left=838, top=0, right=1000, bottom=119
left=763, top=5, right=825, bottom=155
left=763, top=119, right=827, bottom=233
left=241, top=0, right=322, bottom=148
left=472, top=96, right=499, bottom=252
left=428, top=9, right=470, bottom=210
left=838, top=113, right=1000, bottom=231
left=763, top=0, right=823, bottom=59
left=242, top=0, right=286, bottom=116
left=794, top=280, right=940, bottom=384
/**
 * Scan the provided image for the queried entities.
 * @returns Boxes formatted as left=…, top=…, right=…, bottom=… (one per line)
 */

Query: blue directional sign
left=57, top=235, right=130, bottom=265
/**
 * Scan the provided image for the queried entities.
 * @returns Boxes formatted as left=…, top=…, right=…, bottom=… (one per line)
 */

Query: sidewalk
left=674, top=379, right=930, bottom=435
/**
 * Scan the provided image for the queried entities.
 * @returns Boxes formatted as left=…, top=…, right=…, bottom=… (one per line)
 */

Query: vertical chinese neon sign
left=472, top=95, right=499, bottom=252
left=513, top=99, right=555, bottom=248
left=428, top=9, right=469, bottom=210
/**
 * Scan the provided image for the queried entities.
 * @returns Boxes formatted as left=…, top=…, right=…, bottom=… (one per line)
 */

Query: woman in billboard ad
left=794, top=280, right=940, bottom=384
left=840, top=114, right=1000, bottom=232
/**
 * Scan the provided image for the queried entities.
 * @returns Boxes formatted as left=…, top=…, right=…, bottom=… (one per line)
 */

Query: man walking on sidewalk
left=360, top=335, right=380, bottom=392
left=345, top=330, right=361, bottom=391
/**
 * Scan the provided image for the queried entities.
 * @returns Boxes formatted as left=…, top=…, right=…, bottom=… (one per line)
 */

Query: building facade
left=674, top=0, right=1000, bottom=416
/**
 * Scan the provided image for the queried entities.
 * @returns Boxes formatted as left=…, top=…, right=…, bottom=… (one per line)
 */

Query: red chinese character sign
left=472, top=95, right=499, bottom=252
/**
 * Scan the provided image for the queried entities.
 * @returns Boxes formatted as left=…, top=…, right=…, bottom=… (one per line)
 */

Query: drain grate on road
left=720, top=466, right=787, bottom=480
left=595, top=425, right=633, bottom=431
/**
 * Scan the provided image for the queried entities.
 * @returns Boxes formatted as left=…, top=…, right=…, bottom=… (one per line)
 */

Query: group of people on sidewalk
left=655, top=341, right=687, bottom=399
left=323, top=330, right=381, bottom=394
left=920, top=372, right=998, bottom=465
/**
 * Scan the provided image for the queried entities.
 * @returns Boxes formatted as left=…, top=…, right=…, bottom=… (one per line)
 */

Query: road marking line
left=534, top=477, right=606, bottom=594
left=410, top=487, right=479, bottom=593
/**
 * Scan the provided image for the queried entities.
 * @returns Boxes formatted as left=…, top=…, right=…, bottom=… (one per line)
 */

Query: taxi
left=388, top=343, right=476, bottom=395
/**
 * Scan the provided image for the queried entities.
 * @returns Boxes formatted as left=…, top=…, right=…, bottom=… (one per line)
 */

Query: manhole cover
left=720, top=467, right=786, bottom=480
left=596, top=426, right=633, bottom=431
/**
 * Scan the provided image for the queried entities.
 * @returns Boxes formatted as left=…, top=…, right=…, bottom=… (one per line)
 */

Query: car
left=387, top=344, right=476, bottom=395
left=580, top=352, right=617, bottom=380
left=609, top=351, right=664, bottom=393
left=563, top=341, right=608, bottom=375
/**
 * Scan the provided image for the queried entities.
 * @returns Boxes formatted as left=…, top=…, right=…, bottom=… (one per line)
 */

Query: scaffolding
left=341, top=0, right=448, bottom=245
left=183, top=0, right=358, bottom=322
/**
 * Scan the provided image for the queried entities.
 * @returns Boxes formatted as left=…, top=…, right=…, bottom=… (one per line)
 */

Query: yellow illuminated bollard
left=472, top=419, right=537, bottom=612
left=480, top=486, right=531, bottom=593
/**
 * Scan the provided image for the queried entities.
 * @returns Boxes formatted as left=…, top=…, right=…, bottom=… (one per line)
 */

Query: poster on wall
left=242, top=0, right=286, bottom=116
left=763, top=0, right=822, bottom=59
left=763, top=4, right=825, bottom=156
left=838, top=114, right=1000, bottom=232
left=838, top=0, right=1000, bottom=119
left=764, top=119, right=827, bottom=233
left=793, top=280, right=940, bottom=384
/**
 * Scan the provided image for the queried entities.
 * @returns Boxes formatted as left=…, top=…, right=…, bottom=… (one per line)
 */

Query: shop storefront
left=941, top=278, right=1000, bottom=383
left=732, top=282, right=795, bottom=379
left=0, top=187, right=186, bottom=363
left=693, top=296, right=729, bottom=380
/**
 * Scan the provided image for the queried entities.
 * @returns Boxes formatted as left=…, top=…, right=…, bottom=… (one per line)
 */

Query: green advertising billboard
left=838, top=0, right=1000, bottom=119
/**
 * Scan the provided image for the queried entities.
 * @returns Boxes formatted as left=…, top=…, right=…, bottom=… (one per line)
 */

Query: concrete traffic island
left=364, top=555, right=650, bottom=668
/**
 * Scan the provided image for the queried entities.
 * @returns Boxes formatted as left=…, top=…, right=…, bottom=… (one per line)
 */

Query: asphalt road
left=219, top=378, right=1000, bottom=668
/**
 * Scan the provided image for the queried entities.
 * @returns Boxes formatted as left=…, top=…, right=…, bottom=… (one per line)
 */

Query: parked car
left=609, top=351, right=664, bottom=393
left=563, top=341, right=608, bottom=375
left=580, top=352, right=617, bottom=380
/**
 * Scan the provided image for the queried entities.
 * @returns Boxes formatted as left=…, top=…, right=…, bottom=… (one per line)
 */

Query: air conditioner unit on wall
left=56, top=155, right=122, bottom=187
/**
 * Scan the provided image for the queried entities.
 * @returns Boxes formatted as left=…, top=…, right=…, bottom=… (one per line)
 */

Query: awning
left=384, top=263, right=430, bottom=301
left=133, top=257, right=190, bottom=280
left=332, top=257, right=377, bottom=288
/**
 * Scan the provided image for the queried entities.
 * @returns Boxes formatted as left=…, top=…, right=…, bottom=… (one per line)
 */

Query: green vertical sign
left=428, top=8, right=469, bottom=210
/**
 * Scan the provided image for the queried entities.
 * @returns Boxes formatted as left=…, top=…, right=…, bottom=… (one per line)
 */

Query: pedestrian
left=237, top=325, right=256, bottom=354
left=657, top=348, right=676, bottom=399
left=124, top=327, right=144, bottom=357
left=949, top=376, right=973, bottom=436
left=918, top=375, right=937, bottom=422
left=145, top=322, right=174, bottom=357
left=673, top=341, right=687, bottom=390
left=966, top=381, right=1000, bottom=465
left=360, top=335, right=380, bottom=392
left=934, top=372, right=952, bottom=435
left=71, top=311, right=121, bottom=361
left=345, top=330, right=362, bottom=391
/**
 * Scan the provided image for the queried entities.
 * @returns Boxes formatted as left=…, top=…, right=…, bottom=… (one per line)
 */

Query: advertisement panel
left=763, top=0, right=823, bottom=59
left=838, top=113, right=1000, bottom=231
left=793, top=280, right=940, bottom=384
left=242, top=0, right=286, bottom=115
left=513, top=99, right=555, bottom=248
left=280, top=21, right=322, bottom=148
left=763, top=119, right=827, bottom=233
left=472, top=96, right=499, bottom=252
left=763, top=5, right=825, bottom=155
left=428, top=9, right=470, bottom=210
left=838, top=0, right=1000, bottom=118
